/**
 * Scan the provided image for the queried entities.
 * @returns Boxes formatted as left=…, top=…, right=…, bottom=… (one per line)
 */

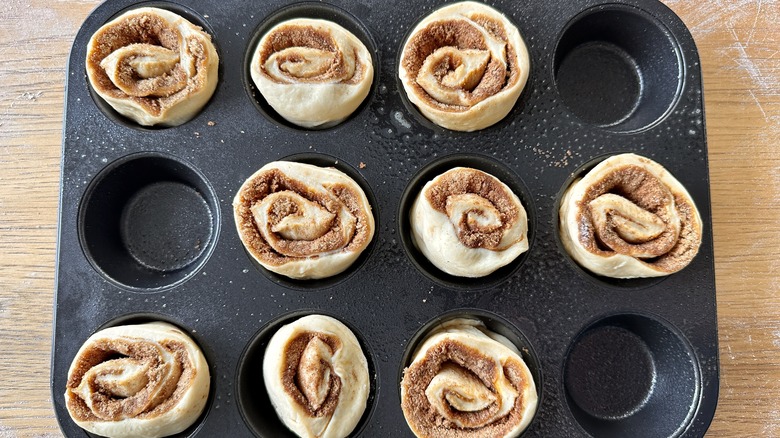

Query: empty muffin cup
left=563, top=313, right=700, bottom=437
left=79, top=152, right=219, bottom=290
left=553, top=4, right=683, bottom=132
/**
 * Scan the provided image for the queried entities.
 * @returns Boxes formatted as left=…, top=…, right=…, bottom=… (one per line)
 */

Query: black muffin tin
left=52, top=0, right=718, bottom=436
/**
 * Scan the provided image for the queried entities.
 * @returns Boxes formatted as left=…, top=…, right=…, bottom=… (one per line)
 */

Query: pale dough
left=399, top=1, right=530, bottom=131
left=264, top=314, right=369, bottom=438
left=65, top=322, right=210, bottom=438
left=233, top=161, right=375, bottom=280
left=250, top=18, right=374, bottom=128
left=401, top=318, right=537, bottom=437
left=86, top=7, right=219, bottom=127
left=559, top=153, right=703, bottom=278
left=410, top=167, right=528, bottom=277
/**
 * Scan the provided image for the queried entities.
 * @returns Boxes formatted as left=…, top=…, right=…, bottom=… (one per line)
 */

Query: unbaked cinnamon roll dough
left=64, top=322, right=210, bottom=438
left=410, top=167, right=528, bottom=277
left=233, top=161, right=375, bottom=280
left=86, top=7, right=219, bottom=127
left=264, top=314, right=369, bottom=438
left=250, top=18, right=374, bottom=128
left=399, top=1, right=530, bottom=131
left=401, top=318, right=537, bottom=438
left=559, top=153, right=703, bottom=278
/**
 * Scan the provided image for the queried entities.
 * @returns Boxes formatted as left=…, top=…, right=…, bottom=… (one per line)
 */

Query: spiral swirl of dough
left=410, top=167, right=528, bottom=277
left=86, top=7, right=219, bottom=127
left=233, top=161, right=374, bottom=280
left=250, top=18, right=374, bottom=128
left=399, top=1, right=530, bottom=131
left=64, top=322, right=210, bottom=438
left=401, top=318, right=537, bottom=438
left=559, top=153, right=703, bottom=278
left=264, top=315, right=369, bottom=438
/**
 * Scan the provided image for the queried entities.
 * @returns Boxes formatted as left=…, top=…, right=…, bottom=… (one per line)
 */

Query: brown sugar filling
left=467, top=13, right=508, bottom=42
left=86, top=11, right=214, bottom=116
left=257, top=24, right=368, bottom=85
left=281, top=332, right=342, bottom=418
left=401, top=340, right=532, bottom=437
left=235, top=168, right=371, bottom=267
left=425, top=168, right=519, bottom=249
left=574, top=164, right=702, bottom=273
left=65, top=338, right=197, bottom=422
left=401, top=16, right=520, bottom=112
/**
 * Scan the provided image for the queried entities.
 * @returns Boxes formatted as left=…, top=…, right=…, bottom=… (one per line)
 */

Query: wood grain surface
left=1, top=0, right=778, bottom=436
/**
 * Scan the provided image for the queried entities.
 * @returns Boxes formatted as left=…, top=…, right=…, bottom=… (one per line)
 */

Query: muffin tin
left=52, top=0, right=719, bottom=436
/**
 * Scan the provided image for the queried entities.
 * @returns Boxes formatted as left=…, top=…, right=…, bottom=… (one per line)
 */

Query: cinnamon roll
left=559, top=153, right=703, bottom=278
left=410, top=167, right=528, bottom=277
left=264, top=315, right=369, bottom=438
left=250, top=18, right=374, bottom=128
left=64, top=322, right=210, bottom=438
left=233, top=161, right=374, bottom=280
left=399, top=1, right=530, bottom=131
left=86, top=7, right=218, bottom=127
left=401, top=318, right=537, bottom=438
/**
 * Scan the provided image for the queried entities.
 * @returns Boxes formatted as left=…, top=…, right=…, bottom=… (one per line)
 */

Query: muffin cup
left=242, top=1, right=380, bottom=131
left=398, top=153, right=536, bottom=290
left=79, top=152, right=219, bottom=291
left=236, top=310, right=378, bottom=437
left=86, top=1, right=222, bottom=130
left=563, top=313, right=700, bottom=437
left=553, top=4, right=684, bottom=132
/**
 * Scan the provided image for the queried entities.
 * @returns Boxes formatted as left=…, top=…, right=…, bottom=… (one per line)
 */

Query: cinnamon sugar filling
left=87, top=11, right=214, bottom=116
left=574, top=164, right=701, bottom=272
left=66, top=338, right=195, bottom=422
left=401, top=17, right=520, bottom=111
left=425, top=168, right=519, bottom=249
left=402, top=340, right=532, bottom=437
left=235, top=169, right=371, bottom=267
left=257, top=24, right=368, bottom=85
left=281, top=332, right=342, bottom=418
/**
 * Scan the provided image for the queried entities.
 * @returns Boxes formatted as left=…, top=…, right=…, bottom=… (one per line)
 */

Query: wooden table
left=1, top=0, right=777, bottom=436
